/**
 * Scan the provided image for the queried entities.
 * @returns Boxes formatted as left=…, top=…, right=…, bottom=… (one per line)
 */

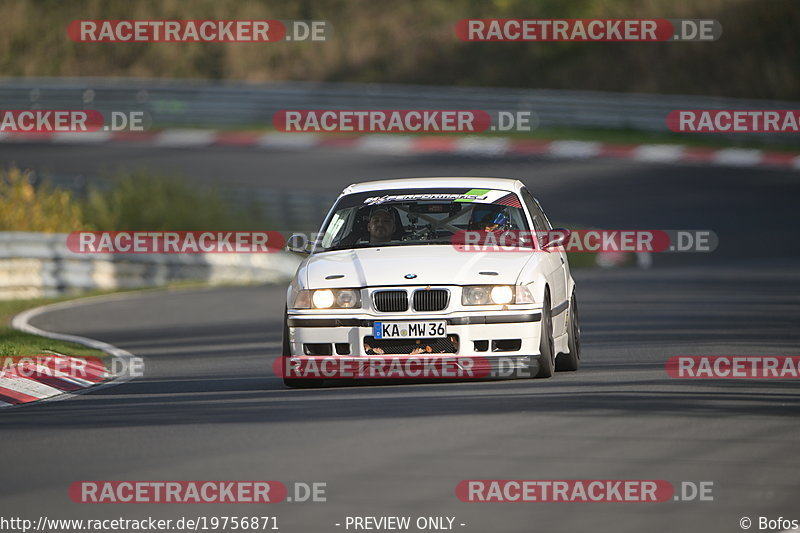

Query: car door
left=520, top=188, right=568, bottom=325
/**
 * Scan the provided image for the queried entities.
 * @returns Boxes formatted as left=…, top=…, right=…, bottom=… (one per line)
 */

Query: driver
left=367, top=206, right=396, bottom=243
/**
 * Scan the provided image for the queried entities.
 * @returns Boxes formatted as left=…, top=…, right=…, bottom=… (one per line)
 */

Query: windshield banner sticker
left=364, top=189, right=509, bottom=205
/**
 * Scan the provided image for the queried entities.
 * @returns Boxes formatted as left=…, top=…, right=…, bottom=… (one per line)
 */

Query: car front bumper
left=285, top=309, right=543, bottom=358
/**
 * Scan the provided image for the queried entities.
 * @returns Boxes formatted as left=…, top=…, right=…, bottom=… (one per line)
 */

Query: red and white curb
left=0, top=352, right=109, bottom=406
left=4, top=296, right=142, bottom=408
left=1, top=130, right=798, bottom=171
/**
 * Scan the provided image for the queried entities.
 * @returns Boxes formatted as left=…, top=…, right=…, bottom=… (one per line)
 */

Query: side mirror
left=542, top=228, right=570, bottom=250
left=286, top=234, right=313, bottom=255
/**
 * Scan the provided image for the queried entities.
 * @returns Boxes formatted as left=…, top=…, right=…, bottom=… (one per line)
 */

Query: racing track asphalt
left=1, top=143, right=799, bottom=533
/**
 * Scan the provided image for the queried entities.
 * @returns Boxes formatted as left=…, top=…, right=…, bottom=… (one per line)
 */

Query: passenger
left=469, top=206, right=510, bottom=232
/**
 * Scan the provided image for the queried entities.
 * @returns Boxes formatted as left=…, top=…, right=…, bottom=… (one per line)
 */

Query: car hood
left=301, top=245, right=539, bottom=288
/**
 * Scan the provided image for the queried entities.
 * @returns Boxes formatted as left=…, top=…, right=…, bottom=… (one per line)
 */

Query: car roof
left=341, top=177, right=525, bottom=195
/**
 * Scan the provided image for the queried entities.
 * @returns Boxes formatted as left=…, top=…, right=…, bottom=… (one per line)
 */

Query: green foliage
left=0, top=166, right=85, bottom=232
left=0, top=167, right=265, bottom=232
left=83, top=172, right=263, bottom=231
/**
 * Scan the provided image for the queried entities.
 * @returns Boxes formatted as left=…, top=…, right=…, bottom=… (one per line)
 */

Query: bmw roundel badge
left=404, top=273, right=417, bottom=279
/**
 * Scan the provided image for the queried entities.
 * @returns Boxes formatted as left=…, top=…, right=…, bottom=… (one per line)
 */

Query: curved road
left=1, top=144, right=799, bottom=532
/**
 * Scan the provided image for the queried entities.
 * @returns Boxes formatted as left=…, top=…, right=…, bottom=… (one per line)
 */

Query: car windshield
left=314, top=188, right=530, bottom=252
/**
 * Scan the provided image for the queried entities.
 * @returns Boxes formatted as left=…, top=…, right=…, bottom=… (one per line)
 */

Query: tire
left=280, top=309, right=320, bottom=389
left=555, top=292, right=581, bottom=372
left=534, top=293, right=555, bottom=378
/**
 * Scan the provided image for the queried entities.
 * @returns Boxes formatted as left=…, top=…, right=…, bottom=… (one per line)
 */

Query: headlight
left=490, top=285, right=514, bottom=304
left=462, top=285, right=491, bottom=305
left=335, top=289, right=360, bottom=308
left=293, top=289, right=361, bottom=309
left=462, top=285, right=534, bottom=305
left=312, top=289, right=335, bottom=309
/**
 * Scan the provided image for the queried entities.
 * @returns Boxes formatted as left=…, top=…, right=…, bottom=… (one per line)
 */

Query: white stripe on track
left=8, top=294, right=144, bottom=408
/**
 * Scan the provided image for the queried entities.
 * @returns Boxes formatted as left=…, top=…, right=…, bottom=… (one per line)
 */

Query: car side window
left=520, top=188, right=548, bottom=247
left=534, top=198, right=553, bottom=231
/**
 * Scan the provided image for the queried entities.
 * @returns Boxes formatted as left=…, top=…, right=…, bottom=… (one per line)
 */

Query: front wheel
left=556, top=292, right=581, bottom=372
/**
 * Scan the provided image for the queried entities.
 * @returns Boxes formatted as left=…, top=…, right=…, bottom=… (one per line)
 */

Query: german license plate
left=373, top=321, right=447, bottom=339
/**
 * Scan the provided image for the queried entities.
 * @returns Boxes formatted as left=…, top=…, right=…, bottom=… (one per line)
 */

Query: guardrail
left=0, top=232, right=301, bottom=299
left=1, top=77, right=796, bottom=135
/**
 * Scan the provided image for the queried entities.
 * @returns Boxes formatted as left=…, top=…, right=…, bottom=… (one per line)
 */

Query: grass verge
left=0, top=295, right=110, bottom=359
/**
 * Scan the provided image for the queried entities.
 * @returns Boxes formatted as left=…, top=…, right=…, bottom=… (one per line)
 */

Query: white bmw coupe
left=281, top=177, right=580, bottom=387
